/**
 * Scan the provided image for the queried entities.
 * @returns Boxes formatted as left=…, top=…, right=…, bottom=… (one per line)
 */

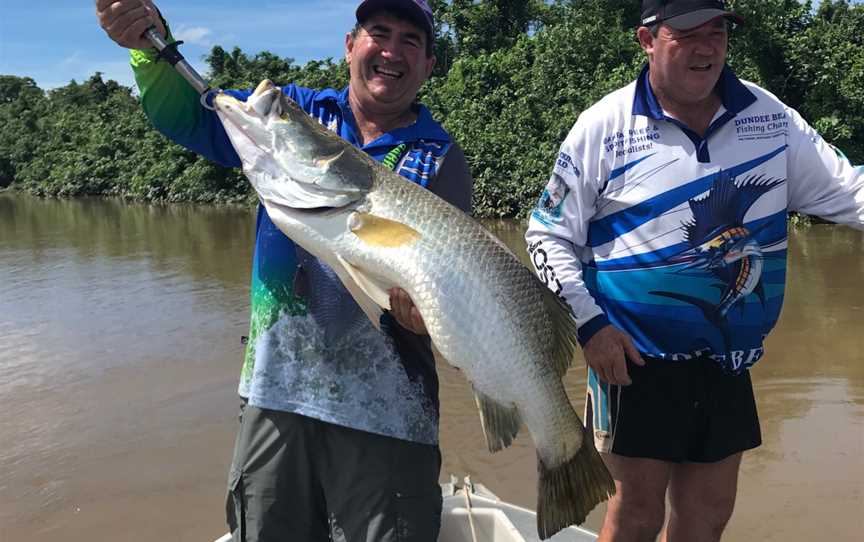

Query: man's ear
left=345, top=32, right=354, bottom=63
left=424, top=54, right=436, bottom=79
left=636, top=26, right=655, bottom=54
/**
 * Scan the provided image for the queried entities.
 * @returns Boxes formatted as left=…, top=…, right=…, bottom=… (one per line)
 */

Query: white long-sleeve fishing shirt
left=525, top=65, right=863, bottom=374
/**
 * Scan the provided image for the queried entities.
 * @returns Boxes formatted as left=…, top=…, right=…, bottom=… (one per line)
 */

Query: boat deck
left=440, top=477, right=598, bottom=542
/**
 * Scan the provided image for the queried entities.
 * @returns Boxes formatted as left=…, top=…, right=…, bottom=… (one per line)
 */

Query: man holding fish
left=527, top=1, right=864, bottom=541
left=97, top=0, right=473, bottom=540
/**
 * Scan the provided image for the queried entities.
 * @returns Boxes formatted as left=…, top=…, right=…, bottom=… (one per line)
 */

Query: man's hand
left=583, top=325, right=645, bottom=385
left=388, top=288, right=427, bottom=335
left=96, top=0, right=166, bottom=50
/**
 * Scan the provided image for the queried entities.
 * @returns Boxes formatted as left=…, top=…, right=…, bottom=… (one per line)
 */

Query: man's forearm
left=131, top=45, right=241, bottom=167
left=525, top=227, right=607, bottom=346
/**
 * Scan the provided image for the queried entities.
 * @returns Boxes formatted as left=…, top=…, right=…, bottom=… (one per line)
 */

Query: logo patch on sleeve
left=533, top=174, right=570, bottom=222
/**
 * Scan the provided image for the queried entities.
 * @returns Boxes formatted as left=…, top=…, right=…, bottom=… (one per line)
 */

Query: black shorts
left=585, top=356, right=762, bottom=463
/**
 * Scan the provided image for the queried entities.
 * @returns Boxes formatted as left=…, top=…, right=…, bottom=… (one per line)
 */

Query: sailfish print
left=651, top=171, right=784, bottom=350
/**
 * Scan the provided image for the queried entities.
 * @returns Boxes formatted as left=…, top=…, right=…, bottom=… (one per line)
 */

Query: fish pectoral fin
left=348, top=212, right=421, bottom=248
left=335, top=255, right=393, bottom=312
left=326, top=255, right=386, bottom=330
left=473, top=387, right=521, bottom=453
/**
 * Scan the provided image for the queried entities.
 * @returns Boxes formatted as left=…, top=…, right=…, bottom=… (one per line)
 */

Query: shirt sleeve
left=524, top=118, right=610, bottom=345
left=429, top=142, right=474, bottom=214
left=786, top=106, right=864, bottom=229
left=130, top=44, right=243, bottom=168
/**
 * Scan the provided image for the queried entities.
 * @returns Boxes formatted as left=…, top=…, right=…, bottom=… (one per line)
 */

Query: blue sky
left=1, top=1, right=859, bottom=91
left=0, top=1, right=359, bottom=90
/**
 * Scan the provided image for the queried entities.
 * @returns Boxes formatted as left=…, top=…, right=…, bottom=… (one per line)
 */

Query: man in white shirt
left=526, top=1, right=863, bottom=540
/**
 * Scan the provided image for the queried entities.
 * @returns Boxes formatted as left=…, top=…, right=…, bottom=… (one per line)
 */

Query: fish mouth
left=213, top=84, right=282, bottom=122
left=252, top=79, right=277, bottom=97
left=212, top=93, right=273, bottom=152
left=724, top=244, right=762, bottom=263
left=250, top=81, right=282, bottom=116
left=212, top=92, right=244, bottom=112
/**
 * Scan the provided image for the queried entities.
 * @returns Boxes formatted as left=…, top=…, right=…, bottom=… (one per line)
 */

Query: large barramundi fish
left=213, top=80, right=614, bottom=538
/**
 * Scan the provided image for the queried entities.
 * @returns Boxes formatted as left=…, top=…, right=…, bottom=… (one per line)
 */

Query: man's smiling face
left=346, top=12, right=435, bottom=115
left=642, top=17, right=729, bottom=108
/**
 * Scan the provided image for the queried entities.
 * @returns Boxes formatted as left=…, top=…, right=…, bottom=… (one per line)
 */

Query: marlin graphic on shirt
left=651, top=171, right=784, bottom=350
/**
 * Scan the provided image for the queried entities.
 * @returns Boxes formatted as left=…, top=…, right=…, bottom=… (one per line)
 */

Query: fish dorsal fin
left=348, top=212, right=421, bottom=248
left=473, top=387, right=521, bottom=453
left=335, top=255, right=394, bottom=312
left=540, top=286, right=580, bottom=378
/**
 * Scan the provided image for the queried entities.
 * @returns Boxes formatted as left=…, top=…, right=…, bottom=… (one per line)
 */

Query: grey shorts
left=225, top=402, right=442, bottom=542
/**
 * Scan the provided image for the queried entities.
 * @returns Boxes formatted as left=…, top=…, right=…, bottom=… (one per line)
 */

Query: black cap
left=356, top=0, right=435, bottom=40
left=640, top=0, right=743, bottom=30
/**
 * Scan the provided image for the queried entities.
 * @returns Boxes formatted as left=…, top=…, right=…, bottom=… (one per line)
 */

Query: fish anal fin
left=349, top=212, right=421, bottom=248
left=536, top=429, right=615, bottom=539
left=473, top=388, right=521, bottom=453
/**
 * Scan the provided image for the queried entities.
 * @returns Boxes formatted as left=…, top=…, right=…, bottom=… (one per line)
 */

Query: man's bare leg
left=597, top=454, right=672, bottom=542
left=661, top=453, right=742, bottom=542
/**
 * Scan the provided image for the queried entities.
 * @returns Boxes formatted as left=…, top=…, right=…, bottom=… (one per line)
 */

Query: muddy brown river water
left=1, top=193, right=861, bottom=541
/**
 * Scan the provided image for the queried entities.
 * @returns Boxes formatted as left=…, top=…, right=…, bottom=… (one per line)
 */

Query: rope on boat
left=463, top=476, right=479, bottom=542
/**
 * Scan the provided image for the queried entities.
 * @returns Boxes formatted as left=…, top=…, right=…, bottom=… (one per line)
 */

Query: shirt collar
left=316, top=86, right=450, bottom=147
left=632, top=64, right=757, bottom=120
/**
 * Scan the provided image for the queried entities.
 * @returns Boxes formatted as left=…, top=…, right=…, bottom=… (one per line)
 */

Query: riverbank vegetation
left=1, top=0, right=862, bottom=218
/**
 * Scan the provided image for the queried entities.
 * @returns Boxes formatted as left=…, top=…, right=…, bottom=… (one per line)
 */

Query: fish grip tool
left=144, top=26, right=217, bottom=110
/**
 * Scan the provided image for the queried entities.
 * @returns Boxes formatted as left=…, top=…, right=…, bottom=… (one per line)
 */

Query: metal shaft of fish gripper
left=143, top=26, right=216, bottom=108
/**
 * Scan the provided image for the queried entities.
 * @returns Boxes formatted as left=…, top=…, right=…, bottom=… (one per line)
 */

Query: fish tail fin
left=473, top=389, right=521, bottom=453
left=536, top=430, right=615, bottom=540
